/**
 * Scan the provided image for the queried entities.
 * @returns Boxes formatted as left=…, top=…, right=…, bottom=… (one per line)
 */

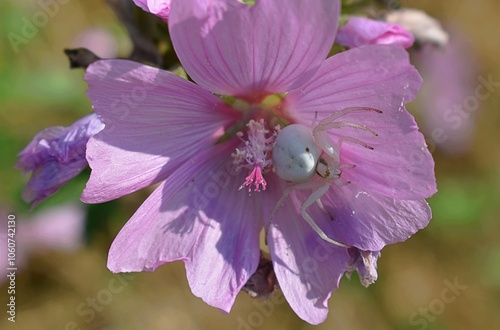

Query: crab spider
left=270, top=107, right=382, bottom=248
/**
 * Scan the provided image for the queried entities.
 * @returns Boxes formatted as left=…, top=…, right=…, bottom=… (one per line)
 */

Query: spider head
left=316, top=157, right=341, bottom=180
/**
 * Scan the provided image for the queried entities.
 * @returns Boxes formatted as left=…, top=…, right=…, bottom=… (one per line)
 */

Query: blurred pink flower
left=133, top=0, right=171, bottom=21
left=0, top=204, right=86, bottom=282
left=72, top=27, right=118, bottom=58
left=83, top=0, right=435, bottom=324
left=413, top=29, right=478, bottom=154
left=336, top=17, right=414, bottom=49
left=16, top=114, right=104, bottom=208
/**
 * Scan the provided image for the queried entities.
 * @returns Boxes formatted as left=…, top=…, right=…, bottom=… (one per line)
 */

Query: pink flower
left=413, top=30, right=477, bottom=154
left=83, top=0, right=435, bottom=324
left=133, top=0, right=171, bottom=21
left=336, top=17, right=414, bottom=49
left=385, top=8, right=449, bottom=47
left=16, top=113, right=104, bottom=208
left=0, top=204, right=86, bottom=283
left=72, top=27, right=118, bottom=58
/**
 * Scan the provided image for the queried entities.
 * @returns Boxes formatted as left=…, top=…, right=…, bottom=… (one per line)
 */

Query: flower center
left=232, top=119, right=277, bottom=192
left=219, top=93, right=291, bottom=192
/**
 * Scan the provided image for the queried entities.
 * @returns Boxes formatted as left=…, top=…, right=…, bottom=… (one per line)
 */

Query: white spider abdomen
left=272, top=124, right=322, bottom=182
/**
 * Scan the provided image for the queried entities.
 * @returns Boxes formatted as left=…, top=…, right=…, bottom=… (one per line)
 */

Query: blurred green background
left=1, top=0, right=499, bottom=329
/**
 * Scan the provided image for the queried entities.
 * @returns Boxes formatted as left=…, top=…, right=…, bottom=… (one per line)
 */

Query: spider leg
left=314, top=120, right=378, bottom=136
left=266, top=180, right=326, bottom=238
left=313, top=130, right=340, bottom=162
left=334, top=179, right=351, bottom=187
left=317, top=107, right=382, bottom=126
left=316, top=198, right=333, bottom=220
left=300, top=183, right=350, bottom=248
left=337, top=136, right=374, bottom=151
left=311, top=111, right=319, bottom=127
left=312, top=107, right=381, bottom=170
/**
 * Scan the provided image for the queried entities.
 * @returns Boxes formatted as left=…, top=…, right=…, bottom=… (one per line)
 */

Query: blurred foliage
left=1, top=0, right=499, bottom=329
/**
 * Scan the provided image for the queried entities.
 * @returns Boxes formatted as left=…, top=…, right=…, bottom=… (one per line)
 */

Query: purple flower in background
left=336, top=17, right=414, bottom=49
left=133, top=0, right=171, bottom=21
left=0, top=204, right=86, bottom=283
left=413, top=29, right=477, bottom=154
left=72, top=27, right=118, bottom=58
left=16, top=113, right=104, bottom=207
left=83, top=0, right=435, bottom=324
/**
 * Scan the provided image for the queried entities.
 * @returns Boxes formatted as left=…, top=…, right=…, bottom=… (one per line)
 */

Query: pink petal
left=339, top=113, right=436, bottom=200
left=133, top=0, right=170, bottom=21
left=286, top=45, right=421, bottom=121
left=286, top=45, right=436, bottom=199
left=336, top=17, right=414, bottom=49
left=264, top=178, right=351, bottom=324
left=108, top=142, right=262, bottom=312
left=169, top=0, right=339, bottom=98
left=82, top=59, right=237, bottom=203
left=305, top=182, right=432, bottom=251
